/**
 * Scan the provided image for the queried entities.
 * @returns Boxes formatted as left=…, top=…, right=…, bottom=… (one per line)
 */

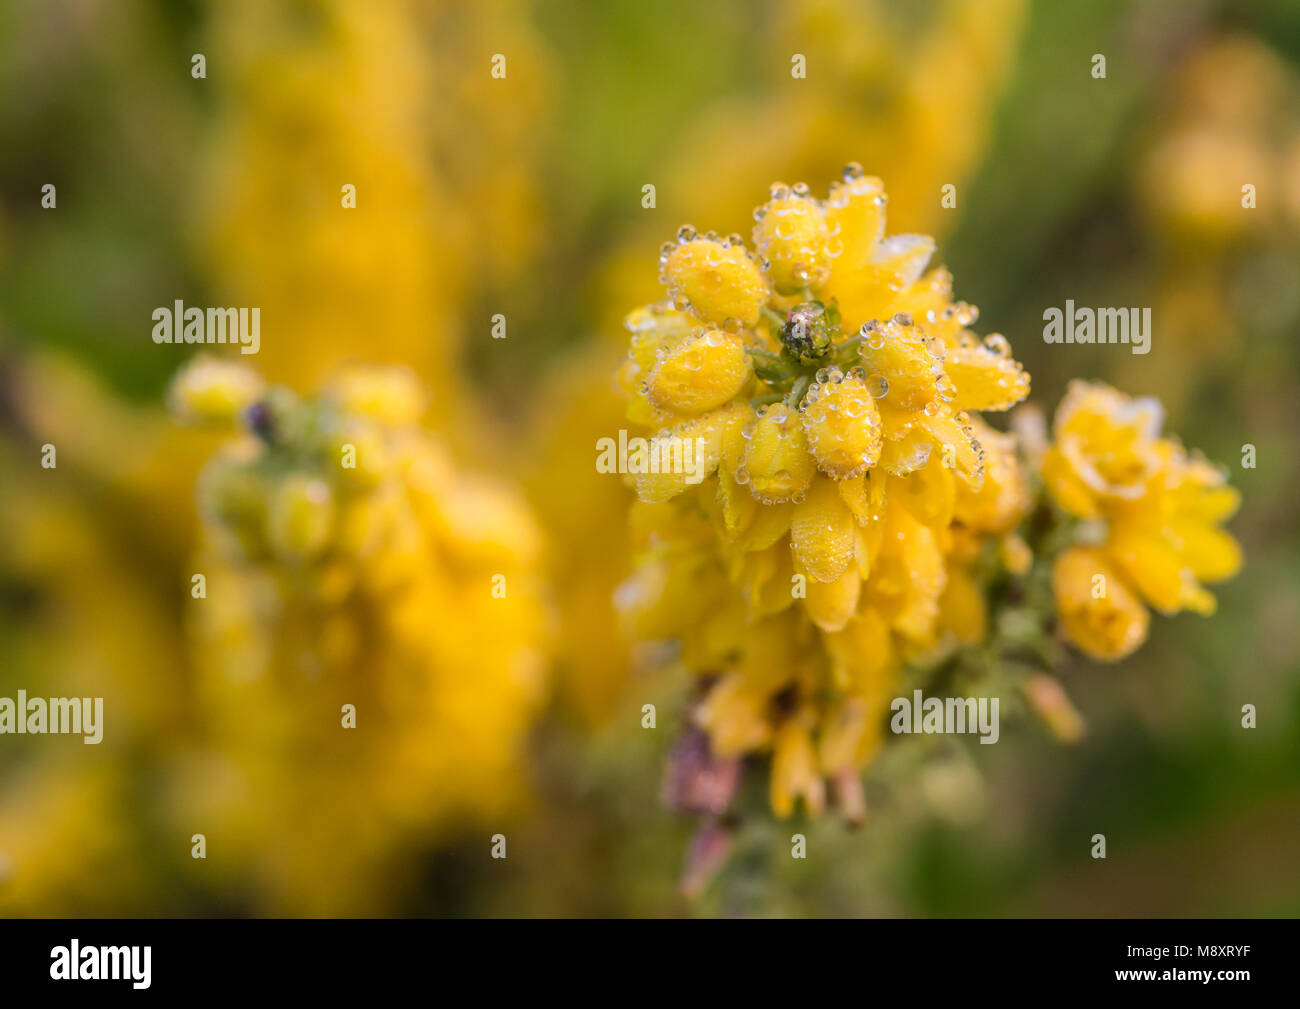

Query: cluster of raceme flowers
left=613, top=166, right=1242, bottom=840
left=167, top=358, right=546, bottom=911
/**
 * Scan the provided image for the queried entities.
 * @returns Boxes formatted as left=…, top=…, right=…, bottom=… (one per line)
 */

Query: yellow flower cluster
left=536, top=0, right=1028, bottom=728
left=200, top=0, right=547, bottom=428
left=169, top=357, right=547, bottom=913
left=1043, top=381, right=1242, bottom=662
left=615, top=170, right=1032, bottom=819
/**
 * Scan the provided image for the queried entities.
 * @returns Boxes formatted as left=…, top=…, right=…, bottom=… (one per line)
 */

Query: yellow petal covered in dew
left=647, top=327, right=752, bottom=414
left=752, top=183, right=834, bottom=294
left=739, top=404, right=816, bottom=504
left=791, top=477, right=856, bottom=583
left=800, top=368, right=883, bottom=479
left=659, top=229, right=769, bottom=327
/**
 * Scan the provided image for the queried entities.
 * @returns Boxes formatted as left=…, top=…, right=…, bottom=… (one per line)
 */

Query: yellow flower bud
left=870, top=234, right=936, bottom=293
left=1052, top=547, right=1149, bottom=661
left=332, top=418, right=391, bottom=490
left=855, top=317, right=942, bottom=411
left=647, top=328, right=752, bottom=414
left=740, top=404, right=816, bottom=503
left=835, top=468, right=887, bottom=526
left=267, top=475, right=335, bottom=560
left=822, top=168, right=885, bottom=273
left=803, top=564, right=861, bottom=632
left=791, top=477, right=856, bottom=583
left=660, top=233, right=769, bottom=326
left=955, top=418, right=1029, bottom=534
left=198, top=452, right=270, bottom=559
left=871, top=506, right=946, bottom=642
left=622, top=304, right=696, bottom=394
left=824, top=608, right=894, bottom=695
left=169, top=354, right=264, bottom=426
left=741, top=543, right=798, bottom=618
left=735, top=499, right=793, bottom=552
left=826, top=235, right=935, bottom=328
left=752, top=186, right=833, bottom=294
left=716, top=465, right=759, bottom=538
left=633, top=408, right=732, bottom=504
left=696, top=673, right=774, bottom=757
left=800, top=372, right=883, bottom=479
left=890, top=456, right=956, bottom=529
left=1042, top=380, right=1164, bottom=515
left=916, top=410, right=985, bottom=490
left=817, top=698, right=871, bottom=775
left=943, top=334, right=1031, bottom=412
left=329, top=365, right=426, bottom=426
left=770, top=719, right=825, bottom=818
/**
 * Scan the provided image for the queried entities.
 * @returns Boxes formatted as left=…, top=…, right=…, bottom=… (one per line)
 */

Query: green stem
left=784, top=374, right=811, bottom=408
left=747, top=347, right=798, bottom=383
left=830, top=339, right=861, bottom=369
left=760, top=305, right=787, bottom=337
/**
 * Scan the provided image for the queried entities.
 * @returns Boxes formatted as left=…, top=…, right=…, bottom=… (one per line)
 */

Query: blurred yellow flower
left=170, top=360, right=548, bottom=913
left=1132, top=34, right=1300, bottom=415
left=169, top=353, right=267, bottom=426
left=1052, top=546, right=1150, bottom=663
left=1138, top=35, right=1297, bottom=246
left=1044, top=381, right=1241, bottom=661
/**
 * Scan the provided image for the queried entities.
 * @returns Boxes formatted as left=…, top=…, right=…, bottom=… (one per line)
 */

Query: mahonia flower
left=538, top=0, right=1029, bottom=738
left=169, top=358, right=547, bottom=913
left=1043, top=380, right=1242, bottom=661
left=615, top=169, right=1033, bottom=826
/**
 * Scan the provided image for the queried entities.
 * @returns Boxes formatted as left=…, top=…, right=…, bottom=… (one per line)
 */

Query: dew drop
left=985, top=333, right=1011, bottom=357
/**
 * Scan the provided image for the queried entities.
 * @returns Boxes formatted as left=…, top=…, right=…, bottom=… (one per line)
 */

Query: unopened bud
left=781, top=301, right=835, bottom=365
